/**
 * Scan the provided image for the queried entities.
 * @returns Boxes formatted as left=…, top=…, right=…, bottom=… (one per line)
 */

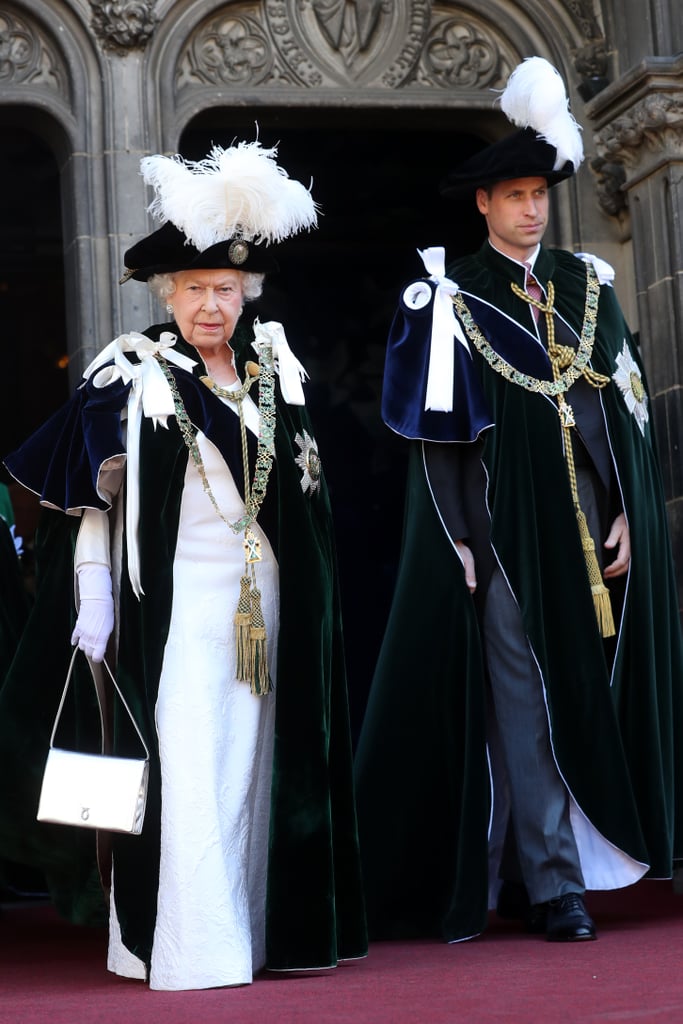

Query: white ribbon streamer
left=252, top=319, right=308, bottom=406
left=417, top=247, right=469, bottom=413
left=82, top=332, right=197, bottom=598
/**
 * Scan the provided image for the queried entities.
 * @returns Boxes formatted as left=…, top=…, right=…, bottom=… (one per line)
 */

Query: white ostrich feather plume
left=500, top=56, right=584, bottom=171
left=140, top=141, right=318, bottom=251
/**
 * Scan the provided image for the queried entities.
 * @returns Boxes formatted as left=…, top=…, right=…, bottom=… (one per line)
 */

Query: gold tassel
left=248, top=586, right=271, bottom=696
left=591, top=583, right=616, bottom=639
left=234, top=573, right=253, bottom=681
left=576, top=509, right=616, bottom=638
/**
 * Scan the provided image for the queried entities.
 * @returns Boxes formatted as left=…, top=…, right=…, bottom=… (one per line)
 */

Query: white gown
left=107, top=393, right=279, bottom=990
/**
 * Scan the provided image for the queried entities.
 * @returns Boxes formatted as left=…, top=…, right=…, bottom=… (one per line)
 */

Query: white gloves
left=71, top=562, right=114, bottom=663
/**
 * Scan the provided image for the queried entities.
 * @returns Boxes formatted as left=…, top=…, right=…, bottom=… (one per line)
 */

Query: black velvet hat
left=122, top=222, right=278, bottom=282
left=441, top=127, right=576, bottom=199
left=441, top=57, right=584, bottom=199
left=121, top=141, right=318, bottom=283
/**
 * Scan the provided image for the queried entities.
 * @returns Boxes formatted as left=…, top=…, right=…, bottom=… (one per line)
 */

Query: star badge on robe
left=294, top=430, right=321, bottom=495
left=612, top=341, right=649, bottom=436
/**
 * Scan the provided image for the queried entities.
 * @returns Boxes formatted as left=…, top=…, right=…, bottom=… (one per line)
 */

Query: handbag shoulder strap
left=49, top=647, right=150, bottom=760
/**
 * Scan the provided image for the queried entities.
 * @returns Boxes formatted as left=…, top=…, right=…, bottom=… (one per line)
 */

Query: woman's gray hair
left=148, top=271, right=265, bottom=303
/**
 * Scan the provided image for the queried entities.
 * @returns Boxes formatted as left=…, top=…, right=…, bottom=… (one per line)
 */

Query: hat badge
left=229, top=239, right=249, bottom=265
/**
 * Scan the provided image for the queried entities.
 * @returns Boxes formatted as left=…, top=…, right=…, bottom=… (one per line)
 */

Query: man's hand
left=455, top=540, right=477, bottom=594
left=603, top=512, right=630, bottom=579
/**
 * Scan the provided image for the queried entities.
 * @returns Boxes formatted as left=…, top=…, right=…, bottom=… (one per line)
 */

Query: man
left=355, top=57, right=683, bottom=945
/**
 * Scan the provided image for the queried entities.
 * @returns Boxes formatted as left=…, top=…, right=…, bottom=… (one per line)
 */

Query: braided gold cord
left=510, top=277, right=615, bottom=638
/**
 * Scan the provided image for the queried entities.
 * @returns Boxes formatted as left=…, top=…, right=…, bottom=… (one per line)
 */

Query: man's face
left=475, top=177, right=549, bottom=262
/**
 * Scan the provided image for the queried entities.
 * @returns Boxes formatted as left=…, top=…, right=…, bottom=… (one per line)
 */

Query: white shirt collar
left=488, top=240, right=541, bottom=272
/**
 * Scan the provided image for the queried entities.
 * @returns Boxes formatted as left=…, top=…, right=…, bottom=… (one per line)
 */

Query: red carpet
left=1, top=881, right=683, bottom=1023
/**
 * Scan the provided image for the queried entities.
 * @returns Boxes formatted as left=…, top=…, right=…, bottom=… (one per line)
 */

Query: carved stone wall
left=90, top=0, right=157, bottom=53
left=0, top=6, right=69, bottom=93
left=173, top=1, right=518, bottom=94
left=589, top=54, right=683, bottom=601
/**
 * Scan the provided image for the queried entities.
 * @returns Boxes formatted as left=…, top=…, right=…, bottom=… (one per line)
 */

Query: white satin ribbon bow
left=417, top=247, right=469, bottom=413
left=575, top=252, right=615, bottom=286
left=252, top=319, right=308, bottom=406
left=82, top=331, right=197, bottom=598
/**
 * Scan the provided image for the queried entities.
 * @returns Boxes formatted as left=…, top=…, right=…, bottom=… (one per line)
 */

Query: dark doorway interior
left=0, top=122, right=69, bottom=550
left=182, top=112, right=486, bottom=733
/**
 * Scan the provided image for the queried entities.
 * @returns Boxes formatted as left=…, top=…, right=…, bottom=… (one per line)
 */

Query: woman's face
left=170, top=269, right=245, bottom=355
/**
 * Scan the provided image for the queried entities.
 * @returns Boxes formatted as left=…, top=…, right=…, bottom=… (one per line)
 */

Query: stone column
left=84, top=0, right=160, bottom=372
left=589, top=55, right=683, bottom=610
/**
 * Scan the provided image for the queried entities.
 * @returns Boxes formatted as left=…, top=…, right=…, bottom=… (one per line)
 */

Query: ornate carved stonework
left=557, top=0, right=610, bottom=98
left=589, top=156, right=627, bottom=217
left=0, top=8, right=66, bottom=91
left=280, top=0, right=431, bottom=86
left=177, top=10, right=274, bottom=87
left=591, top=91, right=683, bottom=216
left=415, top=12, right=511, bottom=90
left=560, top=0, right=602, bottom=42
left=594, top=92, right=683, bottom=168
left=90, top=0, right=157, bottom=54
left=307, top=0, right=387, bottom=67
left=176, top=1, right=520, bottom=93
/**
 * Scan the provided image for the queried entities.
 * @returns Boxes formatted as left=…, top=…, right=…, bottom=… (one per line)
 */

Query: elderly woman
left=1, top=143, right=367, bottom=990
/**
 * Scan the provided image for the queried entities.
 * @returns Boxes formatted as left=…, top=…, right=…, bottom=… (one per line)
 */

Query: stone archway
left=142, top=0, right=610, bottom=264
left=0, top=116, right=69, bottom=549
left=0, top=1, right=110, bottom=375
left=0, top=118, right=68, bottom=448
left=0, top=1, right=110, bottom=558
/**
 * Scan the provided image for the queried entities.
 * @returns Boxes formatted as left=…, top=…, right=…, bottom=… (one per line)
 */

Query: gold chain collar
left=155, top=351, right=277, bottom=694
left=452, top=261, right=608, bottom=398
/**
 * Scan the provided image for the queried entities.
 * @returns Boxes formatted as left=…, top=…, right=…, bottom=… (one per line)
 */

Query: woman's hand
left=71, top=562, right=115, bottom=662
left=603, top=512, right=631, bottom=579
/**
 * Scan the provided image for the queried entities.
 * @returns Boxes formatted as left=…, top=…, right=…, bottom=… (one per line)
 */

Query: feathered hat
left=122, top=140, right=318, bottom=281
left=441, top=57, right=584, bottom=199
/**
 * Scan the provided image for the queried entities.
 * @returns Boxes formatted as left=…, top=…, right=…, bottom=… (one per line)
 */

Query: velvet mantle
left=0, top=322, right=367, bottom=970
left=0, top=515, right=31, bottom=684
left=355, top=244, right=683, bottom=942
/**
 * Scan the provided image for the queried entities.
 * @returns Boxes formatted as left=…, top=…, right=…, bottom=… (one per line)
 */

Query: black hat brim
left=122, top=222, right=278, bottom=282
left=440, top=128, right=575, bottom=200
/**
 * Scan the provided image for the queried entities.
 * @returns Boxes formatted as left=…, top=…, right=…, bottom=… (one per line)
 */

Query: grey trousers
left=484, top=568, right=585, bottom=904
left=481, top=468, right=604, bottom=905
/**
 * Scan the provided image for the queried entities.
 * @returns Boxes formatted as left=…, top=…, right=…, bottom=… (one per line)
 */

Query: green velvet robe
left=0, top=511, right=31, bottom=685
left=355, top=244, right=683, bottom=941
left=0, top=322, right=367, bottom=970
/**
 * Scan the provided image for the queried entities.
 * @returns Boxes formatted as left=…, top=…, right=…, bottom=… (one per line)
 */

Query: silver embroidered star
left=294, top=430, right=321, bottom=495
left=612, top=341, right=649, bottom=436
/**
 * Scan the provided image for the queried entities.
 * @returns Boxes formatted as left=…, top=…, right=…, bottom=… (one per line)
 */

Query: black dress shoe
left=545, top=893, right=596, bottom=942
